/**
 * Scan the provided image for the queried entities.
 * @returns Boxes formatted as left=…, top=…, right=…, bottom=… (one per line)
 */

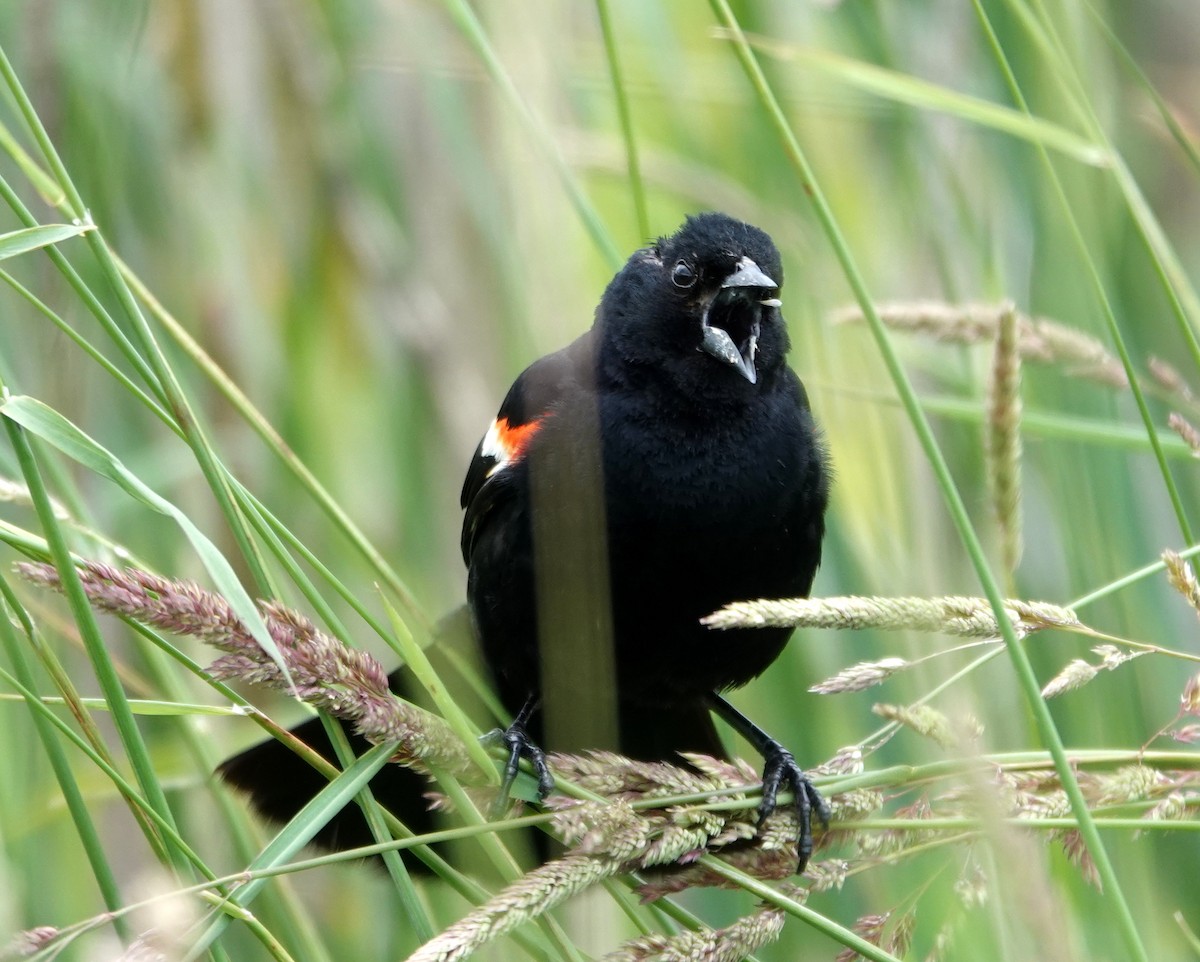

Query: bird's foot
left=481, top=715, right=554, bottom=817
left=757, top=739, right=830, bottom=873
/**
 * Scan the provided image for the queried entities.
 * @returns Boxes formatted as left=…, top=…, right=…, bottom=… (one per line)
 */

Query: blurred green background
left=1, top=1, right=1199, bottom=960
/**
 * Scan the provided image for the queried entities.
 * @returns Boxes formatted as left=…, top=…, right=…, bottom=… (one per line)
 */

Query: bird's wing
left=460, top=331, right=595, bottom=563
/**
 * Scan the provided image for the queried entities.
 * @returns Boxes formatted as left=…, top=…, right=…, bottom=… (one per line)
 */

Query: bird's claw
left=481, top=719, right=554, bottom=817
left=757, top=740, right=830, bottom=873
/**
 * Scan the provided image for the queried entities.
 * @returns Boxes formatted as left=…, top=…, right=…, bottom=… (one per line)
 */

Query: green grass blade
left=595, top=0, right=649, bottom=239
left=0, top=171, right=166, bottom=406
left=440, top=0, right=621, bottom=269
left=0, top=395, right=294, bottom=687
left=723, top=33, right=1108, bottom=166
left=182, top=741, right=400, bottom=960
left=0, top=116, right=64, bottom=205
left=0, top=224, right=93, bottom=260
left=0, top=267, right=173, bottom=428
left=0, top=575, right=128, bottom=936
left=0, top=661, right=220, bottom=887
left=700, top=856, right=902, bottom=962
left=381, top=593, right=497, bottom=781
left=3, top=412, right=191, bottom=876
left=0, top=695, right=249, bottom=716
left=710, top=3, right=1150, bottom=959
left=117, top=258, right=432, bottom=636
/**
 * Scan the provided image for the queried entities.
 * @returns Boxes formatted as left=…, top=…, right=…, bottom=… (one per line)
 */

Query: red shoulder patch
left=497, top=417, right=542, bottom=460
left=480, top=414, right=549, bottom=473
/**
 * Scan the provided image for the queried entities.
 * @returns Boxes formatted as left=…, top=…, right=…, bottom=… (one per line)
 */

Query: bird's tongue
left=701, top=291, right=760, bottom=384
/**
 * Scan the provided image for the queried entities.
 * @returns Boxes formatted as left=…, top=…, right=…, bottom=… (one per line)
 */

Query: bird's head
left=598, top=212, right=789, bottom=392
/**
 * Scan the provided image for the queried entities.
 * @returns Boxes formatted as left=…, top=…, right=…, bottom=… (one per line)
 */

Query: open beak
left=699, top=256, right=780, bottom=384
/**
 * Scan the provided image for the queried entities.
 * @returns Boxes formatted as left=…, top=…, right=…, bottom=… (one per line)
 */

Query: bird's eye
left=671, top=260, right=697, bottom=289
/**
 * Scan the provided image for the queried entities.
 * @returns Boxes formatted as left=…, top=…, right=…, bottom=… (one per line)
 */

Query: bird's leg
left=481, top=694, right=555, bottom=815
left=706, top=692, right=830, bottom=872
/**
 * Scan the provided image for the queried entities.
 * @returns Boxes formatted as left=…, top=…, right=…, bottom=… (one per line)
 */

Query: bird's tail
left=217, top=608, right=478, bottom=855
left=218, top=699, right=727, bottom=854
left=217, top=712, right=437, bottom=854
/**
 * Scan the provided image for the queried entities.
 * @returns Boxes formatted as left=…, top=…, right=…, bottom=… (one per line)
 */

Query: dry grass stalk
left=633, top=836, right=800, bottom=903
left=1002, top=765, right=1190, bottom=879
left=988, top=302, right=1024, bottom=574
left=953, top=862, right=989, bottom=908
left=17, top=560, right=472, bottom=777
left=1093, top=644, right=1143, bottom=670
left=994, top=771, right=1072, bottom=820
left=871, top=704, right=978, bottom=749
left=405, top=854, right=626, bottom=962
left=539, top=750, right=882, bottom=907
left=810, top=657, right=908, bottom=694
left=1041, top=659, right=1098, bottom=699
left=1169, top=413, right=1200, bottom=456
left=1056, top=829, right=1100, bottom=888
left=2, top=926, right=59, bottom=959
left=806, top=858, right=851, bottom=893
left=1031, top=766, right=1138, bottom=812
left=888, top=910, right=916, bottom=958
left=0, top=477, right=70, bottom=519
left=1042, top=645, right=1145, bottom=699
left=1152, top=671, right=1200, bottom=745
left=113, top=933, right=169, bottom=962
left=415, top=762, right=864, bottom=962
left=811, top=745, right=866, bottom=777
left=1089, top=765, right=1167, bottom=807
left=704, top=594, right=1079, bottom=638
left=1150, top=358, right=1196, bottom=402
left=1172, top=723, right=1200, bottom=744
left=829, top=301, right=1004, bottom=343
left=21, top=560, right=1197, bottom=959
left=832, top=300, right=1129, bottom=388
left=925, top=921, right=958, bottom=962
left=1163, top=550, right=1200, bottom=620
left=1182, top=673, right=1200, bottom=715
left=1143, top=791, right=1189, bottom=824
left=834, top=912, right=890, bottom=962
left=546, top=749, right=810, bottom=894
left=547, top=749, right=757, bottom=803
left=599, top=901, right=787, bottom=962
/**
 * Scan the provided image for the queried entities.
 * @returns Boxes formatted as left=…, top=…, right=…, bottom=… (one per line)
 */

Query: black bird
left=219, top=212, right=830, bottom=868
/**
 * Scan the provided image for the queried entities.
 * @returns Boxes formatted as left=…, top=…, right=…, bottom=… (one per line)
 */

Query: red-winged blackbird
left=219, top=212, right=830, bottom=868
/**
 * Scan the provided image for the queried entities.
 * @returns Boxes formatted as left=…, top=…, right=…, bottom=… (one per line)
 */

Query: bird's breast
left=599, top=396, right=810, bottom=517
